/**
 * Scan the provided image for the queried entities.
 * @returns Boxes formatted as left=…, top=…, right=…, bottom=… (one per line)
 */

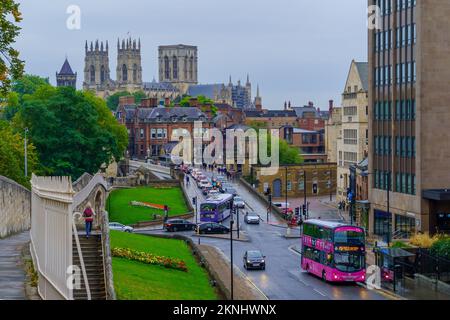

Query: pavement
left=0, top=231, right=30, bottom=300
left=139, top=167, right=389, bottom=300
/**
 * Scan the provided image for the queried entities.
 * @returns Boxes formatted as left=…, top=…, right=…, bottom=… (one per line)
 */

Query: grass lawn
left=107, top=186, right=190, bottom=225
left=110, top=231, right=218, bottom=300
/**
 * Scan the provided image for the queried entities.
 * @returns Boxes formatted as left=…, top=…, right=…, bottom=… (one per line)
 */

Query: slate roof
left=143, top=80, right=177, bottom=91
left=137, top=107, right=207, bottom=121
left=355, top=62, right=369, bottom=91
left=245, top=110, right=297, bottom=118
left=58, top=58, right=75, bottom=75
left=187, top=84, right=225, bottom=99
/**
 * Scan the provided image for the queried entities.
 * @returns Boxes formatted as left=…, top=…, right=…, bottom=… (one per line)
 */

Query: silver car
left=233, top=197, right=245, bottom=209
left=244, top=212, right=260, bottom=224
left=109, top=222, right=134, bottom=233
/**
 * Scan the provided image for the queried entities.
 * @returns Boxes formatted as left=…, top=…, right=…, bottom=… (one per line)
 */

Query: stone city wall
left=0, top=176, right=31, bottom=238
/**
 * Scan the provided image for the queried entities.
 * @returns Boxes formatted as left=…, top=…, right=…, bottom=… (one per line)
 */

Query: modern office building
left=368, top=0, right=450, bottom=238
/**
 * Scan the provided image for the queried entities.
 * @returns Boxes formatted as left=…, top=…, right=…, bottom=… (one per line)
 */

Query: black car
left=197, top=222, right=230, bottom=235
left=164, top=219, right=197, bottom=232
left=243, top=250, right=266, bottom=270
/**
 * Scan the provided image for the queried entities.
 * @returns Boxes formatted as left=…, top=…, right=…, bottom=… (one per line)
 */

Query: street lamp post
left=230, top=219, right=234, bottom=300
left=386, top=171, right=391, bottom=246
left=303, top=172, right=307, bottom=217
left=285, top=167, right=288, bottom=216
left=24, top=128, right=29, bottom=178
left=236, top=206, right=240, bottom=239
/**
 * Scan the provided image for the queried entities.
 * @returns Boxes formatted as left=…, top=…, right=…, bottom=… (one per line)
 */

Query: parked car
left=109, top=222, right=134, bottom=233
left=273, top=202, right=290, bottom=210
left=233, top=196, right=245, bottom=209
left=164, top=219, right=197, bottom=232
left=243, top=250, right=266, bottom=270
left=197, top=222, right=230, bottom=235
left=244, top=212, right=260, bottom=224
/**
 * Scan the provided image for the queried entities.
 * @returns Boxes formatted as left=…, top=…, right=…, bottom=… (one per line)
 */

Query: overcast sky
left=16, top=0, right=368, bottom=109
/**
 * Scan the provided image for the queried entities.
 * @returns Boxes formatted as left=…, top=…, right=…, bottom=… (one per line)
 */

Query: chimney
left=164, top=97, right=171, bottom=107
left=119, top=95, right=135, bottom=107
left=140, top=98, right=157, bottom=108
left=329, top=100, right=334, bottom=113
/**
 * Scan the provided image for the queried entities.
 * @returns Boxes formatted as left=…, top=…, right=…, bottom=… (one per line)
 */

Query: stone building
left=186, top=75, right=255, bottom=109
left=83, top=38, right=183, bottom=102
left=116, top=38, right=143, bottom=91
left=158, top=44, right=198, bottom=94
left=337, top=60, right=369, bottom=202
left=56, top=58, right=77, bottom=89
left=325, top=104, right=342, bottom=163
left=249, top=163, right=337, bottom=199
left=368, top=0, right=450, bottom=237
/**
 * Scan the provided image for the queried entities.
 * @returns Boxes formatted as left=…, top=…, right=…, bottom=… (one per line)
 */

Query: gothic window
left=173, top=56, right=178, bottom=79
left=90, top=65, right=95, bottom=83
left=189, top=56, right=194, bottom=80
left=164, top=56, right=170, bottom=79
left=184, top=56, right=188, bottom=79
left=133, top=64, right=138, bottom=82
left=100, top=65, right=105, bottom=83
left=122, top=64, right=128, bottom=82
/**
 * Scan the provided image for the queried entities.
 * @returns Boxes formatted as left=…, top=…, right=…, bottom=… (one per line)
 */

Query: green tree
left=2, top=75, right=50, bottom=120
left=249, top=124, right=303, bottom=165
left=177, top=95, right=218, bottom=116
left=0, top=0, right=24, bottom=95
left=0, top=120, right=39, bottom=188
left=106, top=90, right=147, bottom=111
left=14, top=86, right=128, bottom=180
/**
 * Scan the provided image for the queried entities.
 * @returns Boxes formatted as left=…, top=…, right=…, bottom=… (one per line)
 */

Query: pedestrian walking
left=83, top=203, right=95, bottom=239
left=186, top=175, right=190, bottom=186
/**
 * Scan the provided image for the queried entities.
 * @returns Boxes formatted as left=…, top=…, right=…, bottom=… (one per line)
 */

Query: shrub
left=390, top=241, right=411, bottom=249
left=409, top=233, right=440, bottom=248
left=430, top=237, right=450, bottom=260
left=112, top=247, right=188, bottom=272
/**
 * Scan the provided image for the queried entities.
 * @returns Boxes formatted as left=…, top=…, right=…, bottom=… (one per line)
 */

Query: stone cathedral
left=82, top=38, right=255, bottom=109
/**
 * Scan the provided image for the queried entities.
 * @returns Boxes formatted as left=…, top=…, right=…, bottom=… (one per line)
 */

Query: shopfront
left=374, top=209, right=392, bottom=239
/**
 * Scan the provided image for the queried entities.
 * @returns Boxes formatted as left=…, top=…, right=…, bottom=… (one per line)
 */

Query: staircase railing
left=72, top=212, right=91, bottom=300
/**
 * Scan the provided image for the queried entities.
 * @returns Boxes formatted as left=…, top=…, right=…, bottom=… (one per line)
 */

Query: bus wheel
left=322, top=271, right=327, bottom=282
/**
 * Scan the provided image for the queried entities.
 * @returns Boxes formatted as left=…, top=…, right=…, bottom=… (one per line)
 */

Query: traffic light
left=295, top=207, right=300, bottom=216
left=302, top=205, right=306, bottom=217
left=192, top=197, right=197, bottom=205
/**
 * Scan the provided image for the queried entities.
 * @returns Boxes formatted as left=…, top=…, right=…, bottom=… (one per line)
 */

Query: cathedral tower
left=83, top=40, right=111, bottom=91
left=56, top=58, right=77, bottom=89
left=158, top=44, right=198, bottom=94
left=117, top=38, right=142, bottom=91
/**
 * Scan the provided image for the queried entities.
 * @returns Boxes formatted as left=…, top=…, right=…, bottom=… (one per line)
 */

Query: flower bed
left=112, top=247, right=188, bottom=272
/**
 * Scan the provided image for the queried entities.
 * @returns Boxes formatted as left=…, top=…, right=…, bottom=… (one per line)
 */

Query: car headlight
left=261, top=260, right=265, bottom=263
left=247, top=260, right=251, bottom=263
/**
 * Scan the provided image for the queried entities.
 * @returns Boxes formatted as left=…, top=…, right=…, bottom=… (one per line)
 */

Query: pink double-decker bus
left=301, top=219, right=366, bottom=283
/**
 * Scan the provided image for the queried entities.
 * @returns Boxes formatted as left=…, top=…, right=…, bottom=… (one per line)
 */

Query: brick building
left=116, top=96, right=212, bottom=159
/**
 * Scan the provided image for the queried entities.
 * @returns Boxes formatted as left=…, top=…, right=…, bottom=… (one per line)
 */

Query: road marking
left=288, top=245, right=302, bottom=257
left=313, top=289, right=327, bottom=297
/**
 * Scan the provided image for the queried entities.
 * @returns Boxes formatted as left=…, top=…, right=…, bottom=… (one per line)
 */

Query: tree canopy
left=0, top=0, right=24, bottom=95
left=13, top=86, right=128, bottom=180
left=106, top=90, right=146, bottom=111
left=1, top=75, right=50, bottom=120
left=249, top=124, right=303, bottom=165
left=0, top=120, right=39, bottom=188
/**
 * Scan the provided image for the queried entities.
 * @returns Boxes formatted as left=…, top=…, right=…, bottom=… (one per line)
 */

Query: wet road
left=140, top=169, right=388, bottom=300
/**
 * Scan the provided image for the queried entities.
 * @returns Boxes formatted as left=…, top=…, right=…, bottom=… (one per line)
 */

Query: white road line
left=288, top=245, right=302, bottom=257
left=313, top=289, right=327, bottom=297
